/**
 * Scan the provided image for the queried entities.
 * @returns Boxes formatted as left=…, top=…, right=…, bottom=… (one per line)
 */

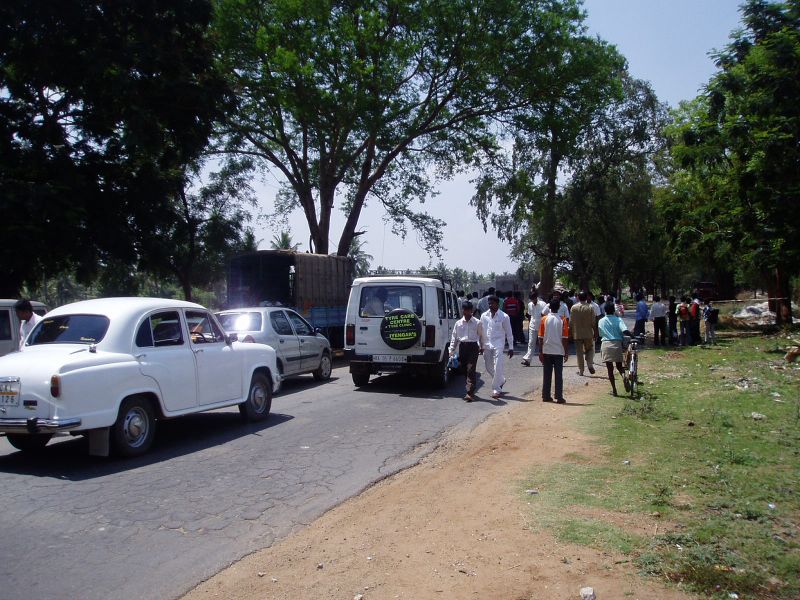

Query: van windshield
left=359, top=285, right=423, bottom=317
left=27, top=315, right=110, bottom=345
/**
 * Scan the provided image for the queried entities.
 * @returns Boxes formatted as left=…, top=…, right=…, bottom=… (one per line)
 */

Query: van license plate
left=373, top=355, right=407, bottom=363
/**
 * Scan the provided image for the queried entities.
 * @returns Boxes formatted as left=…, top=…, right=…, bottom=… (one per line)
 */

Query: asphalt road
left=0, top=338, right=615, bottom=600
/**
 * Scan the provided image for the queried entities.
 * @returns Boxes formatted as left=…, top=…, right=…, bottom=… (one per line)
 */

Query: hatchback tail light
left=425, top=325, right=435, bottom=347
left=50, top=375, right=61, bottom=398
left=345, top=324, right=355, bottom=346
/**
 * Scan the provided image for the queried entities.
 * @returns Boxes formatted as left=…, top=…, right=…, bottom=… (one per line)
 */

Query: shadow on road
left=0, top=411, right=294, bottom=480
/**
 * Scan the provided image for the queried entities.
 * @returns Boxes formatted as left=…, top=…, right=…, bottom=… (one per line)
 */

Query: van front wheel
left=352, top=369, right=370, bottom=387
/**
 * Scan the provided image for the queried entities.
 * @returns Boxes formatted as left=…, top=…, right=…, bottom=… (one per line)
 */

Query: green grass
left=519, top=333, right=800, bottom=599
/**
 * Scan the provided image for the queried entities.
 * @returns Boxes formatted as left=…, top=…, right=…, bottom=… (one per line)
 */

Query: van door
left=356, top=284, right=425, bottom=356
left=0, top=309, right=14, bottom=356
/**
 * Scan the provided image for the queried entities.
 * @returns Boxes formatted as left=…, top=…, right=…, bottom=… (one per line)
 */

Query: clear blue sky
left=256, top=0, right=744, bottom=274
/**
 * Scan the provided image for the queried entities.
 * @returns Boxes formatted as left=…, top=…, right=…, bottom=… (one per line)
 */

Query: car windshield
left=359, top=285, right=423, bottom=317
left=27, top=314, right=110, bottom=346
left=218, top=312, right=262, bottom=332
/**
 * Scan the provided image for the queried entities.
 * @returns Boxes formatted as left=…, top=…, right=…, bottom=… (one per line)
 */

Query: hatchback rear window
left=359, top=285, right=423, bottom=317
left=27, top=315, right=110, bottom=345
left=218, top=312, right=262, bottom=332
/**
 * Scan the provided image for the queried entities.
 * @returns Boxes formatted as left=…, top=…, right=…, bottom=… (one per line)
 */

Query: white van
left=344, top=276, right=460, bottom=388
left=0, top=300, right=48, bottom=357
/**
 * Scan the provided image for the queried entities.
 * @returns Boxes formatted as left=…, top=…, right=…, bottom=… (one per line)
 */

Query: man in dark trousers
left=538, top=299, right=570, bottom=403
left=449, top=301, right=486, bottom=402
left=502, top=291, right=523, bottom=346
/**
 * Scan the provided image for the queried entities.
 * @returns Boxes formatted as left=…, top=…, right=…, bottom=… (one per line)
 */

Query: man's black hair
left=578, top=291, right=587, bottom=302
left=14, top=299, right=32, bottom=313
left=462, top=300, right=474, bottom=310
left=604, top=302, right=616, bottom=315
left=487, top=295, right=499, bottom=304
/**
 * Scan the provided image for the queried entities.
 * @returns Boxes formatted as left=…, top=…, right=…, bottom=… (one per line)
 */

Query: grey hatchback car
left=216, top=307, right=332, bottom=382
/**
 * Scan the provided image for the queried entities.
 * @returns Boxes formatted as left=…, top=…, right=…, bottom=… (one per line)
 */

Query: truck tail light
left=345, top=324, right=355, bottom=346
left=425, top=325, right=435, bottom=347
left=50, top=375, right=61, bottom=398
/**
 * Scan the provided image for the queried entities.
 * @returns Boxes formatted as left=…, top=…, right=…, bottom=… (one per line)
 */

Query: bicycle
left=623, top=333, right=645, bottom=398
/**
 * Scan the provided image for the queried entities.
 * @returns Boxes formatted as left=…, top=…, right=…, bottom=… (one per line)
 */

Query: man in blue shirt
left=633, top=293, right=648, bottom=341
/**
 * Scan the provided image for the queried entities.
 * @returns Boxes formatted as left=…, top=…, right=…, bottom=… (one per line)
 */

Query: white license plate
left=0, top=378, right=20, bottom=406
left=372, top=354, right=407, bottom=363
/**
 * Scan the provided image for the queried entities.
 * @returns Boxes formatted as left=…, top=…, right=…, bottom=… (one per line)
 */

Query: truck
left=226, top=250, right=354, bottom=348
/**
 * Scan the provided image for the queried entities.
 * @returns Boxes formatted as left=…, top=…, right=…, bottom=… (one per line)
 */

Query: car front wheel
left=112, top=396, right=156, bottom=457
left=239, top=373, right=272, bottom=421
left=6, top=433, right=52, bottom=453
left=313, top=352, right=332, bottom=381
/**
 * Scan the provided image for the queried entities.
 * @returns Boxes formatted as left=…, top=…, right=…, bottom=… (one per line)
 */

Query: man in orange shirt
left=538, top=299, right=570, bottom=403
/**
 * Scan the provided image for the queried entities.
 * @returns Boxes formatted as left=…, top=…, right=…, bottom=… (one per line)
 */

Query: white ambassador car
left=0, top=298, right=281, bottom=457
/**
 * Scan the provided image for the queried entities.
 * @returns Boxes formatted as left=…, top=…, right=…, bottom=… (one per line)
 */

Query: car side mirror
left=225, top=333, right=238, bottom=344
left=314, top=327, right=323, bottom=335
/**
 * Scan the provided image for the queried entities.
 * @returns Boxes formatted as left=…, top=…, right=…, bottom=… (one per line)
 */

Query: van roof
left=353, top=276, right=451, bottom=289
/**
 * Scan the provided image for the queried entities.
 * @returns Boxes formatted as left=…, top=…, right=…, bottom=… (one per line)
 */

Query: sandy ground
left=185, top=377, right=695, bottom=600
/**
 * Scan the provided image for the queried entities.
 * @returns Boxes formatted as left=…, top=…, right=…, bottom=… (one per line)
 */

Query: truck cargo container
left=227, top=250, right=353, bottom=348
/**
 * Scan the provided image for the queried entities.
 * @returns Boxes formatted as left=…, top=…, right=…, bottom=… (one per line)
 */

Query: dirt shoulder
left=185, top=379, right=695, bottom=600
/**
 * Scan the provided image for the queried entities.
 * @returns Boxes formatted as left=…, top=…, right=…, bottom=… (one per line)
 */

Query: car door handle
left=135, top=353, right=146, bottom=360
left=193, top=348, right=204, bottom=354
left=279, top=339, right=285, bottom=343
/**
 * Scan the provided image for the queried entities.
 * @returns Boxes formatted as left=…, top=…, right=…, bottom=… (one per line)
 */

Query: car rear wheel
left=112, top=396, right=156, bottom=457
left=6, top=433, right=52, bottom=452
left=313, top=352, right=332, bottom=381
left=239, top=373, right=272, bottom=421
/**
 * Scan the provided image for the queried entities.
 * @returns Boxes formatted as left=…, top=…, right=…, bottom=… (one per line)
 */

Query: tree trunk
left=769, top=266, right=793, bottom=326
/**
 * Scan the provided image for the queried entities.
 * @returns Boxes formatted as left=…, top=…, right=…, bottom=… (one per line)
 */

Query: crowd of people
left=449, top=286, right=720, bottom=402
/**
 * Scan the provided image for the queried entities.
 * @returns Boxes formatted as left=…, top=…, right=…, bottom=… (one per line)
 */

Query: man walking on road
left=480, top=295, right=514, bottom=399
left=538, top=299, right=569, bottom=403
left=521, top=290, right=547, bottom=366
left=569, top=291, right=597, bottom=376
left=449, top=301, right=486, bottom=402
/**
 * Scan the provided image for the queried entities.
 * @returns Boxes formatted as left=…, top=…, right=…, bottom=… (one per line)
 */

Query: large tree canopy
left=214, top=0, right=593, bottom=258
left=665, top=0, right=800, bottom=320
left=0, top=0, right=230, bottom=296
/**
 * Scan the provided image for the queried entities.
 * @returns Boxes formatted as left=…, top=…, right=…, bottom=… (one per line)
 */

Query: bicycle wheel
left=629, top=353, right=639, bottom=398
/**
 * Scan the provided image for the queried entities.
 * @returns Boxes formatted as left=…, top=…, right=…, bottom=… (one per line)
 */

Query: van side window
left=437, top=288, right=446, bottom=319
left=0, top=310, right=11, bottom=341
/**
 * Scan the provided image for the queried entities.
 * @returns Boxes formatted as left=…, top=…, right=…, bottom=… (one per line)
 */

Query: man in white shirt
left=541, top=289, right=570, bottom=320
left=521, top=291, right=547, bottom=366
left=649, top=295, right=668, bottom=346
left=449, top=301, right=486, bottom=402
left=14, top=299, right=41, bottom=350
left=479, top=295, right=514, bottom=399
left=538, top=299, right=570, bottom=403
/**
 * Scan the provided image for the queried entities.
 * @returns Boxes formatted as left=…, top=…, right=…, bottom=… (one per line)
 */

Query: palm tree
left=348, top=237, right=373, bottom=277
left=270, top=231, right=300, bottom=251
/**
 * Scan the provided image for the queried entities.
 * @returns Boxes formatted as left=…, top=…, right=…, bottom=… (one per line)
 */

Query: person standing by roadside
left=633, top=293, right=648, bottom=340
left=569, top=292, right=597, bottom=376
left=649, top=295, right=668, bottom=346
left=14, top=299, right=41, bottom=350
left=690, top=295, right=702, bottom=346
left=502, top=292, right=523, bottom=346
left=449, top=301, right=486, bottom=402
left=668, top=295, right=678, bottom=345
left=480, top=296, right=514, bottom=399
left=521, top=291, right=547, bottom=366
left=598, top=302, right=632, bottom=396
left=476, top=287, right=494, bottom=317
left=676, top=296, right=691, bottom=346
left=703, top=299, right=718, bottom=345
left=538, top=299, right=569, bottom=403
